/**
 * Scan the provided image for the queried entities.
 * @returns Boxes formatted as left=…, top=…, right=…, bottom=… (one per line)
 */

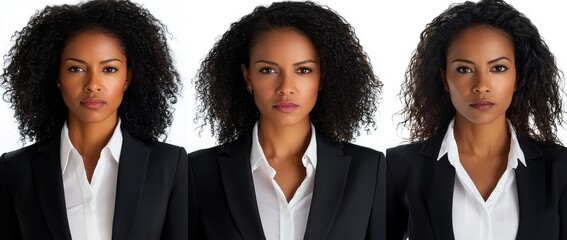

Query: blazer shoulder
left=1, top=142, right=42, bottom=164
left=146, top=142, right=187, bottom=159
left=519, top=136, right=567, bottom=162
left=147, top=141, right=186, bottom=154
left=536, top=142, right=567, bottom=156
left=341, top=142, right=384, bottom=160
left=189, top=136, right=250, bottom=158
left=385, top=141, right=436, bottom=174
left=386, top=141, right=425, bottom=157
left=188, top=146, right=227, bottom=170
left=188, top=145, right=224, bottom=164
left=531, top=141, right=567, bottom=167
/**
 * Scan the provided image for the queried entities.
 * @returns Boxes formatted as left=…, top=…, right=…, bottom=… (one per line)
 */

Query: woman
left=0, top=0, right=187, bottom=239
left=387, top=0, right=566, bottom=239
left=190, top=1, right=384, bottom=239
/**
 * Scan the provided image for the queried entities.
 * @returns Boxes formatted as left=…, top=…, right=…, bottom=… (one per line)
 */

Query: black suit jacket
left=386, top=128, right=567, bottom=240
left=0, top=129, right=188, bottom=240
left=188, top=132, right=385, bottom=240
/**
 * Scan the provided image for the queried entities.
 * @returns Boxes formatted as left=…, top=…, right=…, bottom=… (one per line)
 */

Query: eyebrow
left=64, top=58, right=123, bottom=64
left=451, top=56, right=511, bottom=64
left=254, top=59, right=318, bottom=66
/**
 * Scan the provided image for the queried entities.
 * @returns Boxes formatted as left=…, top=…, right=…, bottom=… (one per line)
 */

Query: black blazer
left=188, top=132, right=385, bottom=240
left=0, top=129, right=188, bottom=240
left=386, top=127, right=567, bottom=240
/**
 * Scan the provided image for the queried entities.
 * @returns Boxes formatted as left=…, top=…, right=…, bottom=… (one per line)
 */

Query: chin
left=76, top=114, right=115, bottom=124
left=262, top=115, right=307, bottom=128
left=460, top=113, right=506, bottom=126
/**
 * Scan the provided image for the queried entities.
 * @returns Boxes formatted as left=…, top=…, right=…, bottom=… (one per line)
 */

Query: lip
left=470, top=100, right=494, bottom=111
left=273, top=101, right=299, bottom=113
left=81, top=98, right=106, bottom=109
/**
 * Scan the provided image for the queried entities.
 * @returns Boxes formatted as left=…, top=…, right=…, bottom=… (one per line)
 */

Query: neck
left=453, top=114, right=510, bottom=158
left=67, top=115, right=118, bottom=160
left=257, top=118, right=312, bottom=163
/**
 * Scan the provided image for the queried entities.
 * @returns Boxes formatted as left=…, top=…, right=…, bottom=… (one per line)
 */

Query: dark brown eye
left=68, top=66, right=84, bottom=72
left=297, top=67, right=312, bottom=74
left=491, top=65, right=508, bottom=72
left=259, top=67, right=276, bottom=74
left=103, top=67, right=118, bottom=73
left=456, top=66, right=473, bottom=74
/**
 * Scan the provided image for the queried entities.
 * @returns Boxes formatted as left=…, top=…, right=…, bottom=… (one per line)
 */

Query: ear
left=125, top=70, right=132, bottom=91
left=241, top=64, right=252, bottom=90
left=440, top=68, right=449, bottom=92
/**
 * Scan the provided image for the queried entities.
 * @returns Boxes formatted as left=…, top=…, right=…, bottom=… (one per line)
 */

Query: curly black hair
left=195, top=1, right=382, bottom=145
left=399, top=0, right=564, bottom=144
left=1, top=0, right=181, bottom=144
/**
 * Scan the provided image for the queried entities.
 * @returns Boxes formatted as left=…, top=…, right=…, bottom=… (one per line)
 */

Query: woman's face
left=242, top=28, right=320, bottom=127
left=443, top=25, right=516, bottom=126
left=59, top=31, right=129, bottom=125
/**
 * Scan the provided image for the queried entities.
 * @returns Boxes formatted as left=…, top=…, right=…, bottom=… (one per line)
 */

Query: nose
left=84, top=71, right=102, bottom=92
left=276, top=71, right=295, bottom=95
left=472, top=71, right=490, bottom=94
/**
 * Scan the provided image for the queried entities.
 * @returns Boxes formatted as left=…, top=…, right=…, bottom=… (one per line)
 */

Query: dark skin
left=455, top=118, right=510, bottom=201
left=242, top=28, right=321, bottom=201
left=59, top=31, right=130, bottom=182
left=442, top=25, right=516, bottom=200
left=258, top=121, right=311, bottom=202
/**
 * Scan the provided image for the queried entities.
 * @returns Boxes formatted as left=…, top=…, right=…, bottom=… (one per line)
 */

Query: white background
left=1, top=0, right=566, bottom=154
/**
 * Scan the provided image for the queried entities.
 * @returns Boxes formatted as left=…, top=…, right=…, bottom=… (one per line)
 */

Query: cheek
left=446, top=81, right=468, bottom=99
left=496, top=81, right=516, bottom=104
left=108, top=83, right=127, bottom=102
left=446, top=82, right=470, bottom=111
left=251, top=87, right=273, bottom=109
left=110, top=87, right=125, bottom=102
left=493, top=71, right=516, bottom=93
left=300, top=75, right=320, bottom=96
left=59, top=81, right=83, bottom=101
left=304, top=83, right=320, bottom=102
left=104, top=73, right=129, bottom=103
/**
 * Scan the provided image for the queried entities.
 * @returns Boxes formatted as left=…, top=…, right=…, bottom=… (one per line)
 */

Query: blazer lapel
left=218, top=138, right=266, bottom=240
left=112, top=130, right=150, bottom=239
left=515, top=136, right=545, bottom=240
left=32, top=137, right=73, bottom=240
left=420, top=131, right=456, bottom=240
left=303, top=134, right=351, bottom=240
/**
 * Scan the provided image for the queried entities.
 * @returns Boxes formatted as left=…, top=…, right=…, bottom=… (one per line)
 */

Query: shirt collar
left=60, top=119, right=123, bottom=173
left=250, top=121, right=318, bottom=172
left=437, top=118, right=526, bottom=168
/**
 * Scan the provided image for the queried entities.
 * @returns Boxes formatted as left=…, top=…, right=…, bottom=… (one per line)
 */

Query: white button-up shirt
left=60, top=120, right=122, bottom=240
left=250, top=122, right=317, bottom=240
left=438, top=119, right=525, bottom=240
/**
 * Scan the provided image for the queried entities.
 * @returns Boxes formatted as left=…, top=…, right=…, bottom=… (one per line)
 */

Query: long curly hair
left=399, top=0, right=564, bottom=144
left=195, top=1, right=382, bottom=145
left=1, top=0, right=181, bottom=144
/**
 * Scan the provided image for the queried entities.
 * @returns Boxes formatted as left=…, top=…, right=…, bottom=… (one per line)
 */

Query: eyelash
left=67, top=66, right=118, bottom=73
left=455, top=65, right=508, bottom=74
left=258, top=67, right=312, bottom=74
left=68, top=66, right=84, bottom=72
left=103, top=67, right=118, bottom=73
left=456, top=67, right=473, bottom=74
left=259, top=67, right=276, bottom=74
left=297, top=67, right=312, bottom=74
left=491, top=65, right=508, bottom=72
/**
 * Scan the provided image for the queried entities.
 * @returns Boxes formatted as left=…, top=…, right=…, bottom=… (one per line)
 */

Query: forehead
left=447, top=25, right=514, bottom=60
left=62, top=31, right=126, bottom=58
left=249, top=28, right=318, bottom=61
